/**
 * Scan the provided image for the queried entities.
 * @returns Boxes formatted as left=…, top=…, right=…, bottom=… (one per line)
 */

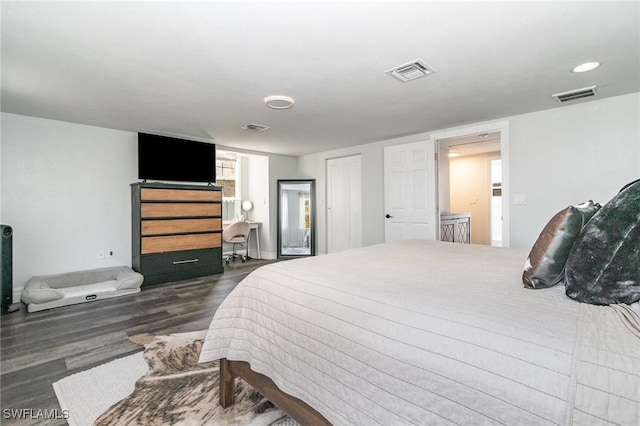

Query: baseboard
left=260, top=251, right=277, bottom=260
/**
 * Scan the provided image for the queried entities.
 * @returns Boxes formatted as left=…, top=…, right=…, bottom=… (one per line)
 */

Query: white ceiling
left=2, top=1, right=638, bottom=156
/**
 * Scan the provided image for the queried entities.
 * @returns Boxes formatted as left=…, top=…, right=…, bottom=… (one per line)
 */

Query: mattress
left=199, top=239, right=640, bottom=425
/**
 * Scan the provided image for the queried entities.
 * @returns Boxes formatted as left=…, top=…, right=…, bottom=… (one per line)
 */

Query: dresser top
left=131, top=181, right=222, bottom=191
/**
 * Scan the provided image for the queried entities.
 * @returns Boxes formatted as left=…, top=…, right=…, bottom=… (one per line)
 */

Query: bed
left=199, top=239, right=640, bottom=425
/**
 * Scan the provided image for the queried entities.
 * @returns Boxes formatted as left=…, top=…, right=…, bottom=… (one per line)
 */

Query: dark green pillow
left=523, top=201, right=600, bottom=289
left=565, top=179, right=640, bottom=305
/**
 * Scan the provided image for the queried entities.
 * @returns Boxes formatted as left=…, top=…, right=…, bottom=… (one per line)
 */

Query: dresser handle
left=173, top=259, right=199, bottom=265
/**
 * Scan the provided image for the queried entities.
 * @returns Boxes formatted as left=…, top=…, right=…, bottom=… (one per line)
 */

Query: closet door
left=327, top=155, right=362, bottom=253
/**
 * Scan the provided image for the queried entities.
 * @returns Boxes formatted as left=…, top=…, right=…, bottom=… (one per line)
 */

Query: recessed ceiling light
left=264, top=95, right=295, bottom=110
left=572, top=61, right=600, bottom=73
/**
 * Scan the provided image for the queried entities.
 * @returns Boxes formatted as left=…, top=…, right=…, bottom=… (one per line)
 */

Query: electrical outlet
left=107, top=249, right=115, bottom=259
left=97, top=250, right=105, bottom=260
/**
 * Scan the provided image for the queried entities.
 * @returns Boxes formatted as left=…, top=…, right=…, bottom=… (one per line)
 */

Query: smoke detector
left=386, top=59, right=437, bottom=82
left=552, top=86, right=598, bottom=103
left=241, top=123, right=270, bottom=132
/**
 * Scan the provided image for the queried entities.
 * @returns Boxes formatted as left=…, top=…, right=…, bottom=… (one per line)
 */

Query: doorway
left=433, top=123, right=508, bottom=246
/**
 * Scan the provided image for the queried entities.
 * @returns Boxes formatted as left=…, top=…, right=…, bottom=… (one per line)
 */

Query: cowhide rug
left=94, top=332, right=289, bottom=426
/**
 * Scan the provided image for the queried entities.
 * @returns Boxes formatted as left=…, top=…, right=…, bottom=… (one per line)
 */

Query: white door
left=384, top=141, right=437, bottom=242
left=327, top=155, right=362, bottom=253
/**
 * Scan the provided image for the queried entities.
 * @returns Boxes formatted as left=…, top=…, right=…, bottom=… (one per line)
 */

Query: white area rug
left=53, top=352, right=149, bottom=426
left=53, top=331, right=294, bottom=426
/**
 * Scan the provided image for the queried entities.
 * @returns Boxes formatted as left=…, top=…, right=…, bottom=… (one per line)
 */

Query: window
left=217, top=151, right=243, bottom=221
left=216, top=153, right=238, bottom=199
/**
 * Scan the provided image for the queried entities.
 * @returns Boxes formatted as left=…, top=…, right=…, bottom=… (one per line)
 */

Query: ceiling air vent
left=241, top=123, right=270, bottom=132
left=552, top=85, right=598, bottom=103
left=386, top=59, right=437, bottom=83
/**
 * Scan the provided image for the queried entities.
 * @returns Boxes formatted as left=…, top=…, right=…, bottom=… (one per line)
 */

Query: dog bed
left=22, top=266, right=144, bottom=312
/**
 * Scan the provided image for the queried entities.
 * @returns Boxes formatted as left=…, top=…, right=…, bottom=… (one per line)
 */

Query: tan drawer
left=141, top=203, right=221, bottom=218
left=141, top=188, right=221, bottom=202
left=141, top=218, right=222, bottom=236
left=141, top=233, right=222, bottom=254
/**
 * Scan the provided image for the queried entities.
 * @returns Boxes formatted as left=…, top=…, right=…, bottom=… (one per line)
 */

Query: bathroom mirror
left=277, top=180, right=316, bottom=258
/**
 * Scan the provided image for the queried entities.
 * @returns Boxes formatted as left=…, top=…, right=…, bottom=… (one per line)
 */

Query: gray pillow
left=565, top=180, right=640, bottom=305
left=523, top=201, right=600, bottom=289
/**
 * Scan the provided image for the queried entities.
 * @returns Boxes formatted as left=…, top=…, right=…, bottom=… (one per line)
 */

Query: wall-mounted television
left=138, top=133, right=216, bottom=183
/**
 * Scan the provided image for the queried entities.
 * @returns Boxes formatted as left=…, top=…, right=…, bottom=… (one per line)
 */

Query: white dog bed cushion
left=22, top=266, right=144, bottom=312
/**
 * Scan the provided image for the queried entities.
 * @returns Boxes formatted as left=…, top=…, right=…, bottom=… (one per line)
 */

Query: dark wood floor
left=0, top=259, right=277, bottom=425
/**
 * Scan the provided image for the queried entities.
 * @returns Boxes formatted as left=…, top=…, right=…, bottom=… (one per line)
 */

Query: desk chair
left=222, top=221, right=251, bottom=264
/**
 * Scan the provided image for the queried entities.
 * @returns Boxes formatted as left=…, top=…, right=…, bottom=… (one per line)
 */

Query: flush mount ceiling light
left=572, top=61, right=600, bottom=73
left=264, top=95, right=295, bottom=110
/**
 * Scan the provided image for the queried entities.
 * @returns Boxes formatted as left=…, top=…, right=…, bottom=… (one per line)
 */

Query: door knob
left=385, top=214, right=392, bottom=219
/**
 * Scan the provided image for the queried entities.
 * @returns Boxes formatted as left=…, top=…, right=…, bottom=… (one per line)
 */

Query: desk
left=223, top=221, right=261, bottom=259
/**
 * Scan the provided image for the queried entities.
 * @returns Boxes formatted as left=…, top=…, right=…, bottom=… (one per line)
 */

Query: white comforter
left=200, top=240, right=640, bottom=425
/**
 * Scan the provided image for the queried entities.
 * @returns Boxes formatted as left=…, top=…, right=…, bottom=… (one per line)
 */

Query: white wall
left=508, top=92, right=640, bottom=247
left=1, top=113, right=137, bottom=298
left=1, top=114, right=298, bottom=300
left=299, top=92, right=640, bottom=252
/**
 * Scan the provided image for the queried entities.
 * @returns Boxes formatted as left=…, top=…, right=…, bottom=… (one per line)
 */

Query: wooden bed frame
left=219, top=358, right=332, bottom=425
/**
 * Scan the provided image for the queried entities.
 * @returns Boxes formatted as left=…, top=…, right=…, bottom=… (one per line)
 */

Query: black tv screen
left=138, top=133, right=216, bottom=183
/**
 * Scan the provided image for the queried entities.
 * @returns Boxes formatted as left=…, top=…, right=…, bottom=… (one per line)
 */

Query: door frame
left=429, top=120, right=510, bottom=247
left=488, top=155, right=502, bottom=246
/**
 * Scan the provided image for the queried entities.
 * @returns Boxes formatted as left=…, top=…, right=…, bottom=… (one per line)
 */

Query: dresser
left=131, top=182, right=223, bottom=285
left=440, top=212, right=471, bottom=244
